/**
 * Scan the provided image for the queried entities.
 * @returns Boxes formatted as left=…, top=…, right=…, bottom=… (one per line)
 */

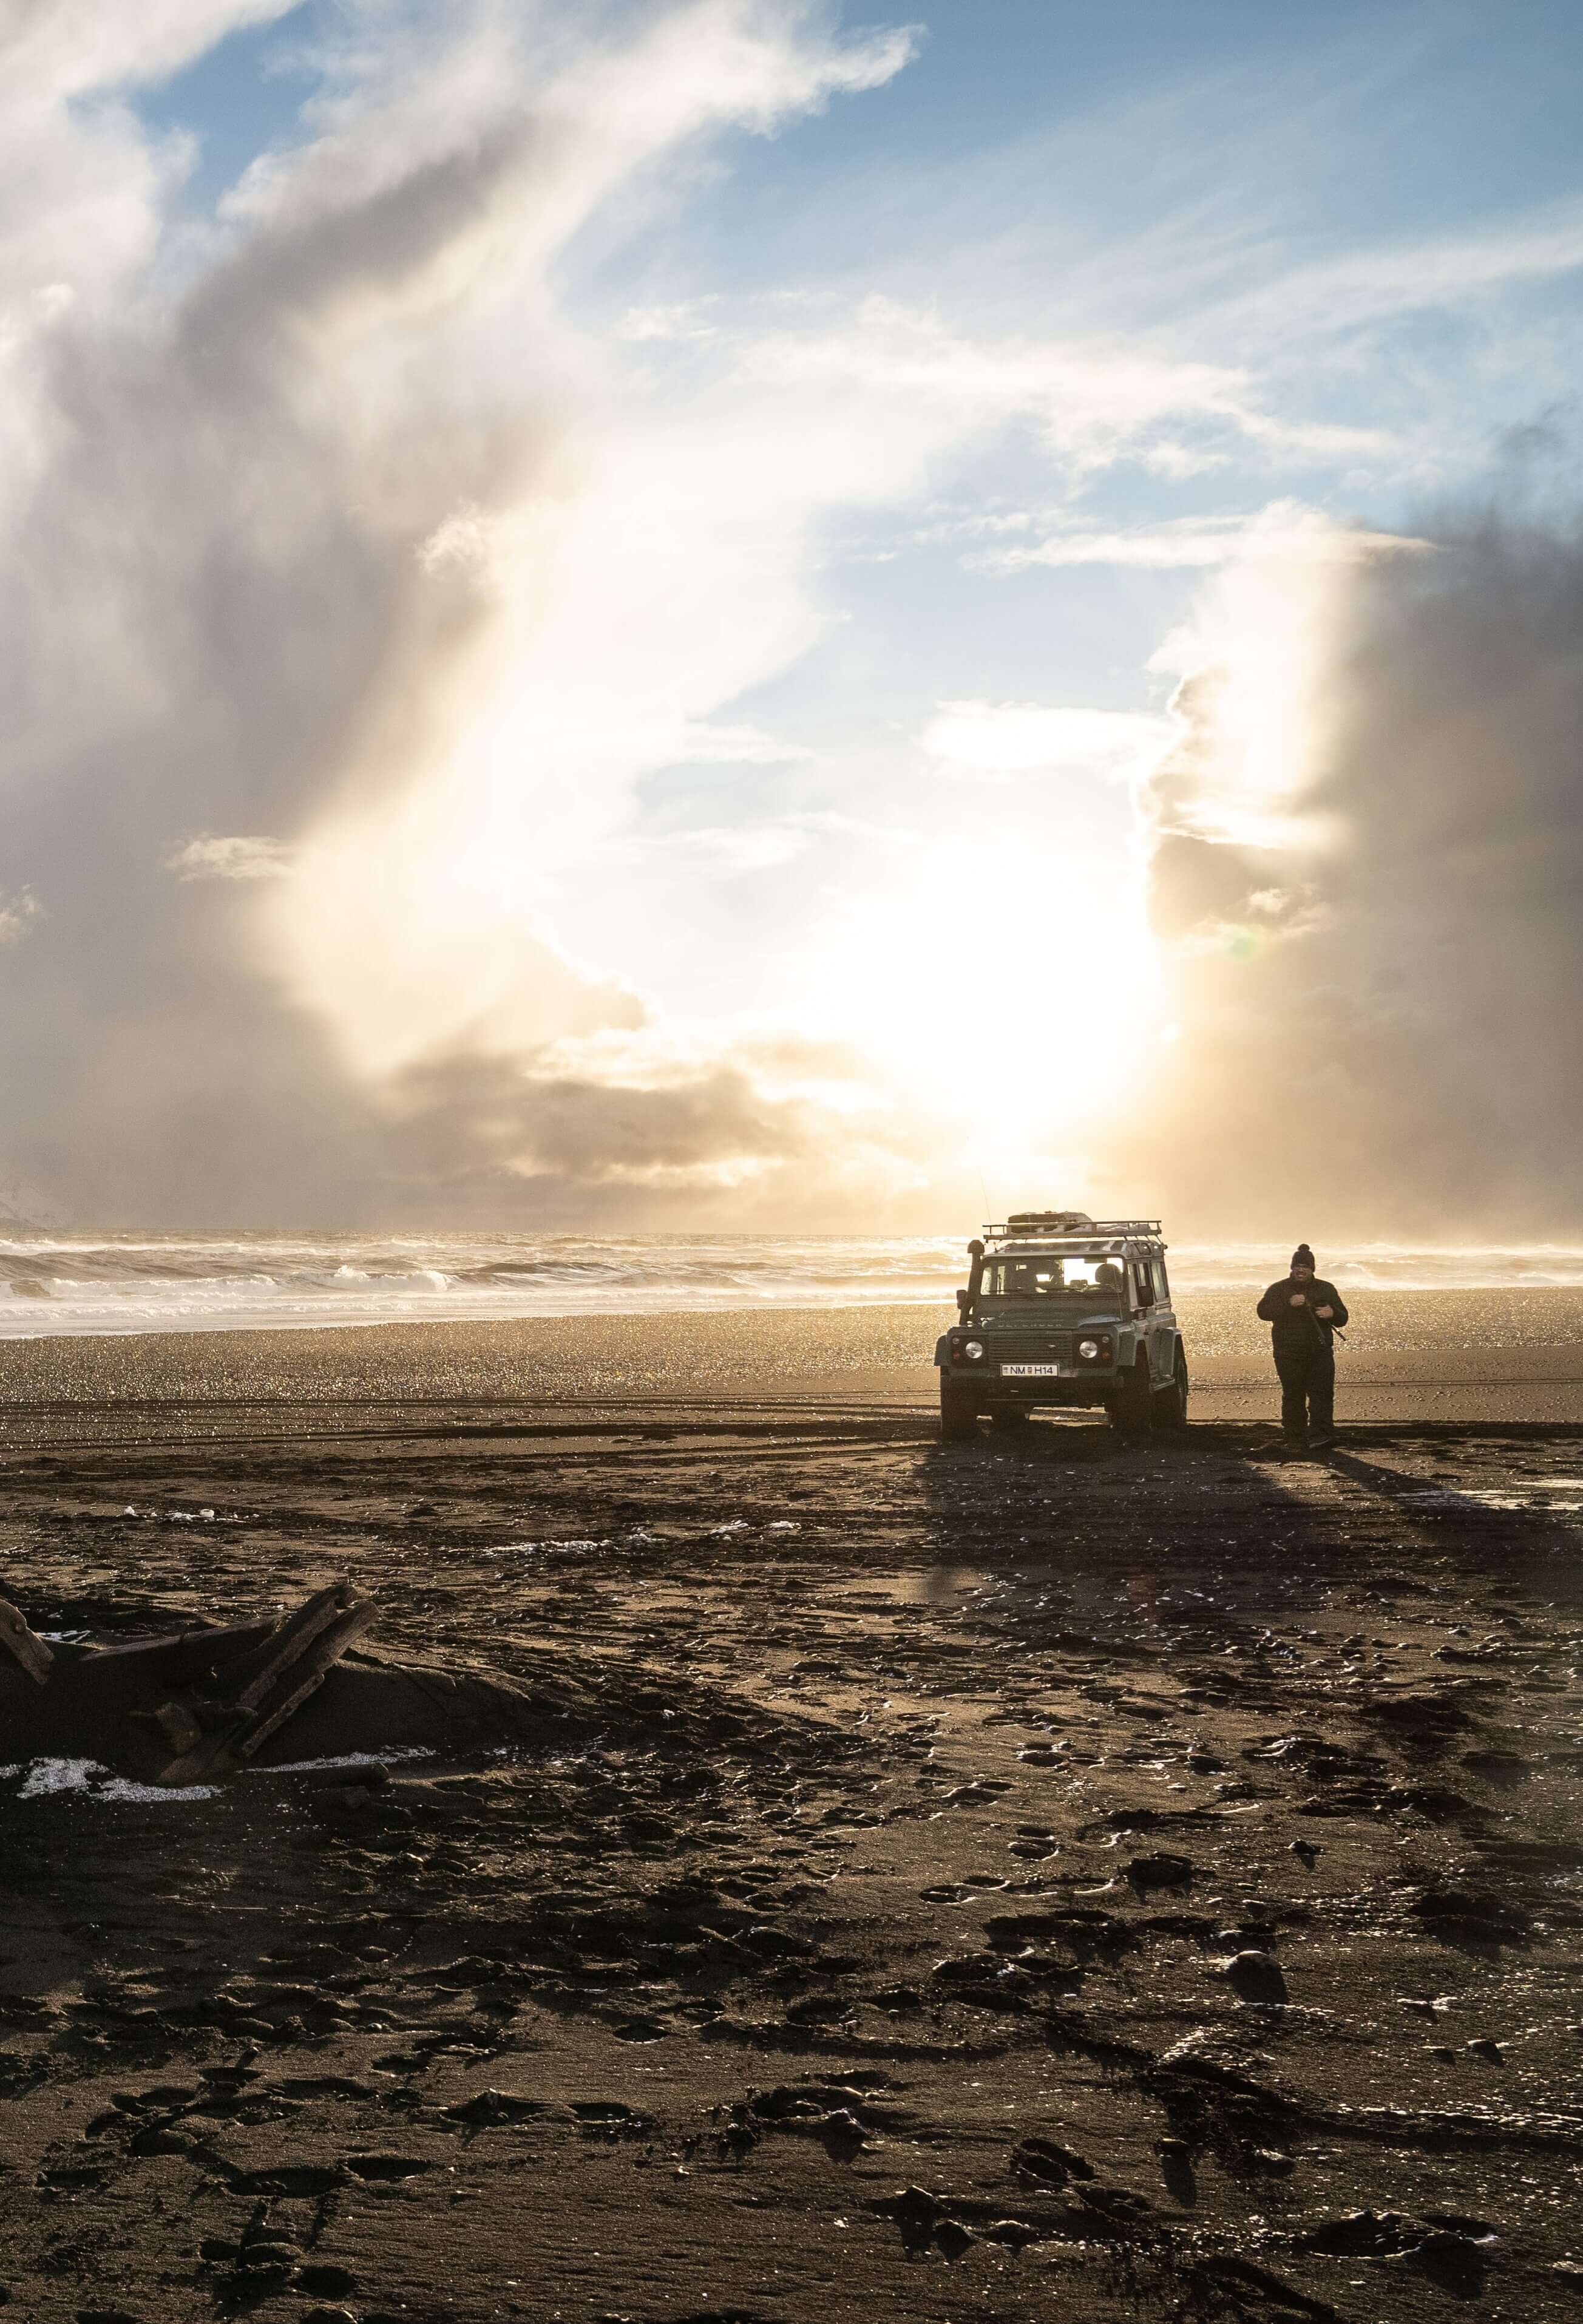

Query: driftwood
left=156, top=1589, right=380, bottom=1785
left=0, top=1597, right=54, bottom=1687
left=0, top=1583, right=380, bottom=1785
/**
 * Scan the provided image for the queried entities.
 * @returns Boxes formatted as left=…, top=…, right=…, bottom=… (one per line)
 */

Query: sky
left=2, top=0, right=1582, bottom=1235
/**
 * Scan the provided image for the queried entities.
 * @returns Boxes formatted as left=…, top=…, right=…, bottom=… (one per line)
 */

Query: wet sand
left=4, top=1286, right=1583, bottom=1435
left=1, top=1299, right=1581, bottom=2320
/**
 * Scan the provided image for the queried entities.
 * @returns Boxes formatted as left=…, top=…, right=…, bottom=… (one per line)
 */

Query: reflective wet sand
left=2, top=1287, right=1583, bottom=1445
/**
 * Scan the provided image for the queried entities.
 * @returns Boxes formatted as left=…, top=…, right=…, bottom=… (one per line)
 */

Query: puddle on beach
left=822, top=1565, right=1239, bottom=1632
left=827, top=1567, right=988, bottom=1608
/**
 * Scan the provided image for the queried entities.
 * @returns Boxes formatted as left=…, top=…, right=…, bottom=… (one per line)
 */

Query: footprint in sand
left=439, top=2090, right=547, bottom=2129
left=870, top=2185, right=945, bottom=2255
left=1125, top=1852, right=1195, bottom=1895
left=1008, top=1829, right=1060, bottom=1860
left=983, top=2218, right=1044, bottom=2255
left=296, top=2268, right=359, bottom=2300
left=1462, top=1749, right=1531, bottom=1784
left=1009, top=2133, right=1094, bottom=2187
left=1218, top=1949, right=1289, bottom=2005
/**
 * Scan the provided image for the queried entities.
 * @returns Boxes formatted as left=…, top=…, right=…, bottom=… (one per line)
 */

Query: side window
left=1131, top=1262, right=1153, bottom=1310
left=1154, top=1259, right=1170, bottom=1303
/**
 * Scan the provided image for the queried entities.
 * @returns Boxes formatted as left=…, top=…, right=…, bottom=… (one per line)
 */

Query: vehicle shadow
left=1306, top=1439, right=1583, bottom=1565
left=910, top=1418, right=1583, bottom=1636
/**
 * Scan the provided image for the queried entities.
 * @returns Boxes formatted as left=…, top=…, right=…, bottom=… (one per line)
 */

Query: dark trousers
left=1275, top=1342, right=1334, bottom=1440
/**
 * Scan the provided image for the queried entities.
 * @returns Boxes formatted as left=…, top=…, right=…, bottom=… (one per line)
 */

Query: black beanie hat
left=1290, top=1243, right=1315, bottom=1271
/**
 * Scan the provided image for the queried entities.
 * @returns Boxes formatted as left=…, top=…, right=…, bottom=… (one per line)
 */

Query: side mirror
left=955, top=1288, right=972, bottom=1317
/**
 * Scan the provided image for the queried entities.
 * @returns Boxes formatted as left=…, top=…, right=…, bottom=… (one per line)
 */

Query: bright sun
left=797, top=840, right=1158, bottom=1172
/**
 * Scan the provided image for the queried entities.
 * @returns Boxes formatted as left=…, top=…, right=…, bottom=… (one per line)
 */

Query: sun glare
left=797, top=840, right=1158, bottom=1175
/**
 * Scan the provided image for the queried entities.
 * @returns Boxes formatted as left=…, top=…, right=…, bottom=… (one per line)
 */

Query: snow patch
left=260, top=1746, right=436, bottom=1775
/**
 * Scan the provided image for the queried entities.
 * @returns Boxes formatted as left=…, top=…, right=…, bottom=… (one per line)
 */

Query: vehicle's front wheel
left=1108, top=1354, right=1154, bottom=1437
left=940, top=1378, right=980, bottom=1441
left=1152, top=1344, right=1190, bottom=1432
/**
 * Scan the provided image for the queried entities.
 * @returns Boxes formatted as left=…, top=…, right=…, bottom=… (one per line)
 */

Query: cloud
left=12, top=3, right=1555, bottom=1236
left=0, top=0, right=939, bottom=1226
left=921, top=701, right=1171, bottom=778
left=1125, top=506, right=1583, bottom=1238
left=646, top=823, right=813, bottom=873
left=1205, top=199, right=1583, bottom=341
left=0, top=889, right=42, bottom=946
left=736, top=297, right=1391, bottom=478
left=169, top=834, right=293, bottom=881
left=378, top=1025, right=940, bottom=1220
left=669, top=720, right=812, bottom=764
left=617, top=298, right=722, bottom=342
left=973, top=503, right=1432, bottom=575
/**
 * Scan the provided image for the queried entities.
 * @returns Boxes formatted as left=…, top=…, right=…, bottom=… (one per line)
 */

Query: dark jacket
left=1257, top=1276, right=1348, bottom=1351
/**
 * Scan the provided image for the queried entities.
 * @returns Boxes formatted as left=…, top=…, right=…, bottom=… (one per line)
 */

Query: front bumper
left=935, top=1330, right=1120, bottom=1401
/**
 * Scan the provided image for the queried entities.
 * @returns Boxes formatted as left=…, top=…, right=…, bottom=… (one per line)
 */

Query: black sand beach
left=1, top=1297, right=1581, bottom=2320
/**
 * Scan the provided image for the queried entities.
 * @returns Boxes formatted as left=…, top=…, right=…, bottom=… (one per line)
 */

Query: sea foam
left=2, top=1230, right=1582, bottom=1340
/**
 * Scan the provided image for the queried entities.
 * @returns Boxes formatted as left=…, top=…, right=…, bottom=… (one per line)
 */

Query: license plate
left=1000, top=1363, right=1067, bottom=1378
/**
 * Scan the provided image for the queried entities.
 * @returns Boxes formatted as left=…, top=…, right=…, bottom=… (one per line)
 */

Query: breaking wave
left=1, top=1232, right=1582, bottom=1340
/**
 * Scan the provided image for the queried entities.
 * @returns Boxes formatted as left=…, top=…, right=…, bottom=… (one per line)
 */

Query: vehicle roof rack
left=984, top=1215, right=1164, bottom=1241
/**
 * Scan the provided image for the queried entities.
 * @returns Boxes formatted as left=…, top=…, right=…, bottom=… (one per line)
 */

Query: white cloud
left=0, top=0, right=967, bottom=1223
left=668, top=720, right=812, bottom=764
left=617, top=299, right=721, bottom=342
left=169, top=835, right=293, bottom=882
left=653, top=823, right=813, bottom=873
left=0, top=889, right=41, bottom=946
left=4, top=2, right=294, bottom=102
left=921, top=701, right=1172, bottom=778
left=736, top=297, right=1392, bottom=476
left=1207, top=198, right=1583, bottom=339
left=977, top=520, right=1253, bottom=573
left=974, top=503, right=1433, bottom=575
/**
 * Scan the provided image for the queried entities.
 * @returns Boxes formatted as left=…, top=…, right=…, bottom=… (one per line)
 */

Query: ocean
left=3, top=1231, right=1583, bottom=1340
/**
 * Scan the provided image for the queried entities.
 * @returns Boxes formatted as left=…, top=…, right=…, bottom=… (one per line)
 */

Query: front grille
left=984, top=1331, right=1074, bottom=1366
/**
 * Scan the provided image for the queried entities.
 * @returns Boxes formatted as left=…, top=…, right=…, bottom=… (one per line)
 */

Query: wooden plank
left=215, top=1584, right=361, bottom=1711
left=90, top=1619, right=278, bottom=1683
left=235, top=1601, right=380, bottom=1758
left=0, top=1596, right=53, bottom=1687
left=151, top=1594, right=378, bottom=1785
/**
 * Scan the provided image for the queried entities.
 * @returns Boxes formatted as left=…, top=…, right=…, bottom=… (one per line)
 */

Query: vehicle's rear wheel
left=991, top=1406, right=1032, bottom=1432
left=1152, top=1344, right=1190, bottom=1432
left=940, top=1378, right=980, bottom=1441
left=1108, top=1354, right=1154, bottom=1437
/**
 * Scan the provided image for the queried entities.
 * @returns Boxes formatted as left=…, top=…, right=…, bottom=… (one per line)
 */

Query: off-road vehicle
left=935, top=1212, right=1188, bottom=1441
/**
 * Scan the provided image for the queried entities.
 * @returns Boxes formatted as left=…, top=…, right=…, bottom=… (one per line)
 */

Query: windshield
left=977, top=1253, right=1124, bottom=1303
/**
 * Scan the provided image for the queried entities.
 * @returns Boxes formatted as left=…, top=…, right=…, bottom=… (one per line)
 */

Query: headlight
left=963, top=1339, right=984, bottom=1361
left=1078, top=1338, right=1100, bottom=1361
left=1076, top=1333, right=1113, bottom=1364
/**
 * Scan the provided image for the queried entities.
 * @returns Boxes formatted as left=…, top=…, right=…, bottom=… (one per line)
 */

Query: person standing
left=1256, top=1245, right=1348, bottom=1452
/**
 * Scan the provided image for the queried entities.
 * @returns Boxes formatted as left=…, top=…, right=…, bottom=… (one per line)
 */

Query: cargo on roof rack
left=985, top=1215, right=1163, bottom=1242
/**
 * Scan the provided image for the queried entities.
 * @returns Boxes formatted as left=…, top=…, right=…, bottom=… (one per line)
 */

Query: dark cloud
left=1135, top=511, right=1583, bottom=1239
left=384, top=1047, right=821, bottom=1209
left=0, top=5, right=879, bottom=1229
